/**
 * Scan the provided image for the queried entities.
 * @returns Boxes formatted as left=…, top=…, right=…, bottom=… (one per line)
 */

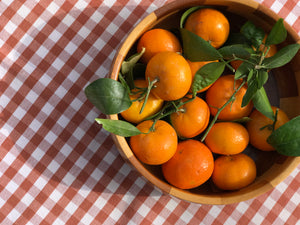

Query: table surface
left=1, top=0, right=300, bottom=224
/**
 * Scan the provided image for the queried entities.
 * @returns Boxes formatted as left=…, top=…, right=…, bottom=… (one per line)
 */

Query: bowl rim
left=108, top=0, right=300, bottom=204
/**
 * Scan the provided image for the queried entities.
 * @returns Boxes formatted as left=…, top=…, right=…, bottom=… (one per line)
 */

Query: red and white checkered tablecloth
left=0, top=0, right=299, bottom=224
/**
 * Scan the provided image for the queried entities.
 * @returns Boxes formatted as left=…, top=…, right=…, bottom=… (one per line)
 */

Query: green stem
left=139, top=77, right=158, bottom=114
left=200, top=79, right=247, bottom=142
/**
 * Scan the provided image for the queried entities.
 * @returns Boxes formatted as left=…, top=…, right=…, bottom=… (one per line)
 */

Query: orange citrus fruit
left=187, top=59, right=217, bottom=92
left=130, top=120, right=177, bottom=165
left=120, top=80, right=164, bottom=124
left=205, top=122, right=249, bottom=155
left=184, top=8, right=230, bottom=48
left=137, top=28, right=182, bottom=64
left=246, top=106, right=289, bottom=151
left=170, top=96, right=210, bottom=138
left=212, top=153, right=257, bottom=190
left=145, top=51, right=192, bottom=101
left=162, top=139, right=214, bottom=189
left=206, top=75, right=253, bottom=120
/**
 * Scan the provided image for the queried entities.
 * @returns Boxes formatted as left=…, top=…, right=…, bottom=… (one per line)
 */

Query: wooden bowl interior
left=109, top=0, right=300, bottom=204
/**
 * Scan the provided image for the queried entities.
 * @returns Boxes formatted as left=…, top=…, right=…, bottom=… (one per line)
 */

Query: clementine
left=205, top=122, right=249, bottom=155
left=120, top=80, right=164, bottom=124
left=130, top=120, right=177, bottom=165
left=246, top=106, right=289, bottom=151
left=184, top=8, right=230, bottom=48
left=170, top=96, right=210, bottom=138
left=162, top=139, right=214, bottom=189
left=212, top=153, right=257, bottom=190
left=137, top=28, right=182, bottom=64
left=145, top=51, right=192, bottom=101
left=205, top=75, right=253, bottom=120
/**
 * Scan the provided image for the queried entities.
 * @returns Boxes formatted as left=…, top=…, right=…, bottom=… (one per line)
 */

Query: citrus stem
left=139, top=77, right=158, bottom=114
left=200, top=79, right=247, bottom=142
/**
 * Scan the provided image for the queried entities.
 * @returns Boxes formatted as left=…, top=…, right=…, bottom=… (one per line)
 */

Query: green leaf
left=180, top=28, right=223, bottom=61
left=191, top=62, right=225, bottom=96
left=252, top=87, right=274, bottom=120
left=121, top=47, right=145, bottom=75
left=85, top=78, right=132, bottom=115
left=218, top=44, right=251, bottom=60
left=234, top=58, right=256, bottom=80
left=180, top=6, right=203, bottom=28
left=241, top=21, right=265, bottom=49
left=257, top=69, right=268, bottom=89
left=262, top=43, right=300, bottom=69
left=95, top=118, right=142, bottom=137
left=241, top=71, right=258, bottom=107
left=267, top=116, right=300, bottom=156
left=265, top=18, right=287, bottom=46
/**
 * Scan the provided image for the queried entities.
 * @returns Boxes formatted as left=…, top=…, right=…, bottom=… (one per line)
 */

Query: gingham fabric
left=0, top=0, right=299, bottom=224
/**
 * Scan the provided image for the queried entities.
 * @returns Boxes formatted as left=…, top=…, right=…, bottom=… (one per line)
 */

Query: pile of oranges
left=120, top=8, right=290, bottom=191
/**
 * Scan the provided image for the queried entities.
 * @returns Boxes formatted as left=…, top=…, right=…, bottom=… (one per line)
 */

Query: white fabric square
left=36, top=205, right=50, bottom=219
left=3, top=152, right=16, bottom=165
left=80, top=213, right=94, bottom=225
left=65, top=201, right=78, bottom=215
left=270, top=1, right=283, bottom=13
left=10, top=77, right=23, bottom=92
left=4, top=21, right=18, bottom=35
left=49, top=189, right=63, bottom=202
left=36, top=45, right=49, bottom=59
left=6, top=180, right=19, bottom=194
left=31, top=147, right=46, bottom=162
left=47, top=2, right=60, bottom=15
left=29, top=118, right=42, bottom=133
left=21, top=193, right=35, bottom=206
left=64, top=41, right=77, bottom=55
left=57, top=114, right=70, bottom=128
left=61, top=14, right=75, bottom=27
left=0, top=94, right=10, bottom=108
left=47, top=160, right=60, bottom=174
left=26, top=89, right=39, bottom=103
left=19, top=164, right=32, bottom=178
left=16, top=135, right=29, bottom=149
left=111, top=208, right=123, bottom=221
left=34, top=176, right=48, bottom=190
left=45, top=131, right=57, bottom=144
left=7, top=208, right=21, bottom=223
left=17, top=4, right=31, bottom=18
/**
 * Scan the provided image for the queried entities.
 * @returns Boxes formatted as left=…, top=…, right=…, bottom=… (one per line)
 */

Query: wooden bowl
left=108, top=0, right=300, bottom=204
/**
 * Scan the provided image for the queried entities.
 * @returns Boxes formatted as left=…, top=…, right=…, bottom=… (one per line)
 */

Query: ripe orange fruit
left=137, top=28, right=182, bottom=64
left=206, top=75, right=253, bottom=120
left=212, top=153, right=257, bottom=190
left=205, top=122, right=249, bottom=155
left=187, top=60, right=216, bottom=92
left=246, top=106, right=289, bottom=151
left=184, top=8, right=230, bottom=48
left=130, top=120, right=177, bottom=165
left=170, top=96, right=210, bottom=138
left=162, top=139, right=214, bottom=189
left=120, top=80, right=164, bottom=124
left=145, top=51, right=192, bottom=101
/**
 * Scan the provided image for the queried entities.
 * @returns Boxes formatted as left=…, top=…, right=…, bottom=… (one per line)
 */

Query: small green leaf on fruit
left=267, top=116, right=300, bottom=156
left=85, top=78, right=132, bottom=115
left=180, top=28, right=223, bottom=61
left=95, top=118, right=142, bottom=137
